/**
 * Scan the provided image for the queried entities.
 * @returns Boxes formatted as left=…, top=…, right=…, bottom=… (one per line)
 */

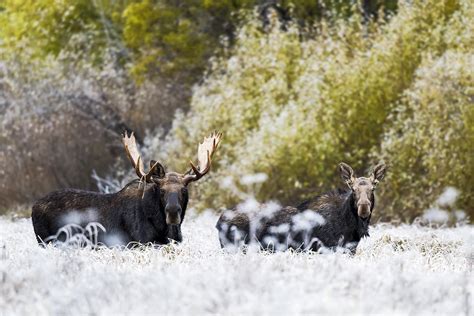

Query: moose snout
left=357, top=201, right=371, bottom=218
left=165, top=204, right=182, bottom=225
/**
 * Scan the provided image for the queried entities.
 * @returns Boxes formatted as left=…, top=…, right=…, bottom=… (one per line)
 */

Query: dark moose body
left=217, top=163, right=386, bottom=253
left=32, top=132, right=222, bottom=247
left=32, top=179, right=186, bottom=246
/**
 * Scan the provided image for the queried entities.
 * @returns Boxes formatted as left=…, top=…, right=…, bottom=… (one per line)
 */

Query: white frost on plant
left=59, top=208, right=98, bottom=227
left=292, top=210, right=326, bottom=232
left=103, top=233, right=126, bottom=247
left=268, top=223, right=290, bottom=234
left=422, top=208, right=449, bottom=224
left=237, top=198, right=260, bottom=214
left=0, top=215, right=471, bottom=315
left=240, top=173, right=268, bottom=185
left=262, top=236, right=278, bottom=247
left=454, top=210, right=466, bottom=222
left=221, top=176, right=235, bottom=189
left=436, top=187, right=459, bottom=207
left=43, top=222, right=106, bottom=248
left=259, top=201, right=281, bottom=218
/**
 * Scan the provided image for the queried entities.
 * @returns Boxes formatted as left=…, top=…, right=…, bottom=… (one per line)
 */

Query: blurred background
left=0, top=0, right=472, bottom=223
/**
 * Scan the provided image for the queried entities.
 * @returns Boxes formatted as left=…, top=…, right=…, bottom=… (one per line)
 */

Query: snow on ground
left=0, top=212, right=472, bottom=315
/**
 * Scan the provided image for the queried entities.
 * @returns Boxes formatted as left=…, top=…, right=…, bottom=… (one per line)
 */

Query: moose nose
left=357, top=201, right=371, bottom=208
left=165, top=204, right=182, bottom=225
left=357, top=202, right=371, bottom=218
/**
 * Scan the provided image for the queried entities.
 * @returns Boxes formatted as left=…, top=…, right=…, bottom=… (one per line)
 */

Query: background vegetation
left=0, top=0, right=472, bottom=222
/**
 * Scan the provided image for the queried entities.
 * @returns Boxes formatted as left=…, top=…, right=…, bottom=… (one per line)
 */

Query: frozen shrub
left=149, top=0, right=469, bottom=222
left=377, top=0, right=473, bottom=221
left=378, top=50, right=473, bottom=222
left=0, top=51, right=121, bottom=210
left=0, top=44, right=182, bottom=211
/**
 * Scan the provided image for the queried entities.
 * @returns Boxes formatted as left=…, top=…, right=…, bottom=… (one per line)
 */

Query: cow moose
left=216, top=162, right=386, bottom=253
left=32, top=131, right=222, bottom=247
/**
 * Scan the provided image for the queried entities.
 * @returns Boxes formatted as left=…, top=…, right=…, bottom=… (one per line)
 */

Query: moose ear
left=339, top=162, right=355, bottom=187
left=149, top=160, right=166, bottom=178
left=370, top=163, right=387, bottom=185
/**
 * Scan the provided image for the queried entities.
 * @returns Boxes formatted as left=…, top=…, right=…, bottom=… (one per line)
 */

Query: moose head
left=122, top=131, right=222, bottom=226
left=339, top=162, right=386, bottom=219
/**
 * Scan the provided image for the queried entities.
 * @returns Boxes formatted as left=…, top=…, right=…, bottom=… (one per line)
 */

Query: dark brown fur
left=32, top=131, right=222, bottom=247
left=216, top=163, right=386, bottom=253
left=32, top=173, right=189, bottom=247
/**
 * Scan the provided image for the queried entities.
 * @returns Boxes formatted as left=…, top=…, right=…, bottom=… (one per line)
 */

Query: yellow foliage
left=152, top=0, right=473, bottom=221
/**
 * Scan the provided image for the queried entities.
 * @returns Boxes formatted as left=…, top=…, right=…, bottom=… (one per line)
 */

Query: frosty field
left=0, top=212, right=472, bottom=315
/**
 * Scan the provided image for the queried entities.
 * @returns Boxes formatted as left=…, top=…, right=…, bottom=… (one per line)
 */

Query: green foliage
left=378, top=0, right=474, bottom=221
left=122, top=0, right=213, bottom=81
left=378, top=51, right=473, bottom=222
left=0, top=0, right=125, bottom=59
left=0, top=0, right=398, bottom=82
left=283, top=0, right=397, bottom=23
left=121, top=0, right=398, bottom=80
left=153, top=0, right=472, bottom=221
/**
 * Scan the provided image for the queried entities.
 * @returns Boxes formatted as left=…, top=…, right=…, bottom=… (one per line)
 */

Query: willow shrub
left=377, top=0, right=474, bottom=222
left=148, top=0, right=472, bottom=222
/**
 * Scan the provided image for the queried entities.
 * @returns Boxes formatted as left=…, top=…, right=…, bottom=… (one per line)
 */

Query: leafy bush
left=150, top=0, right=472, bottom=222
left=0, top=0, right=123, bottom=59
left=378, top=51, right=473, bottom=222
left=0, top=0, right=398, bottom=82
left=377, top=0, right=474, bottom=221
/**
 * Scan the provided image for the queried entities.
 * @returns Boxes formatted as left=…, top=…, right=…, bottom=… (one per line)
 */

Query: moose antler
left=184, top=131, right=222, bottom=185
left=122, top=131, right=161, bottom=183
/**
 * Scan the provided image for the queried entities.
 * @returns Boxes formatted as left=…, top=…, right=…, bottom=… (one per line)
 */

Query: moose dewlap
left=32, top=131, right=222, bottom=247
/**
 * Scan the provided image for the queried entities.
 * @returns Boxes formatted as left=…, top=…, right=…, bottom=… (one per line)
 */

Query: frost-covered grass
left=0, top=213, right=472, bottom=315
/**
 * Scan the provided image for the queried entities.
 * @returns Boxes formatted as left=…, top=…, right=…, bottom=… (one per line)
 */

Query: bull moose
left=216, top=162, right=386, bottom=253
left=32, top=131, right=222, bottom=246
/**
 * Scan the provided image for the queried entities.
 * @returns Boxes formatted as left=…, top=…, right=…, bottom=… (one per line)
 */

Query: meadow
left=1, top=212, right=472, bottom=315
left=1, top=1, right=472, bottom=314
